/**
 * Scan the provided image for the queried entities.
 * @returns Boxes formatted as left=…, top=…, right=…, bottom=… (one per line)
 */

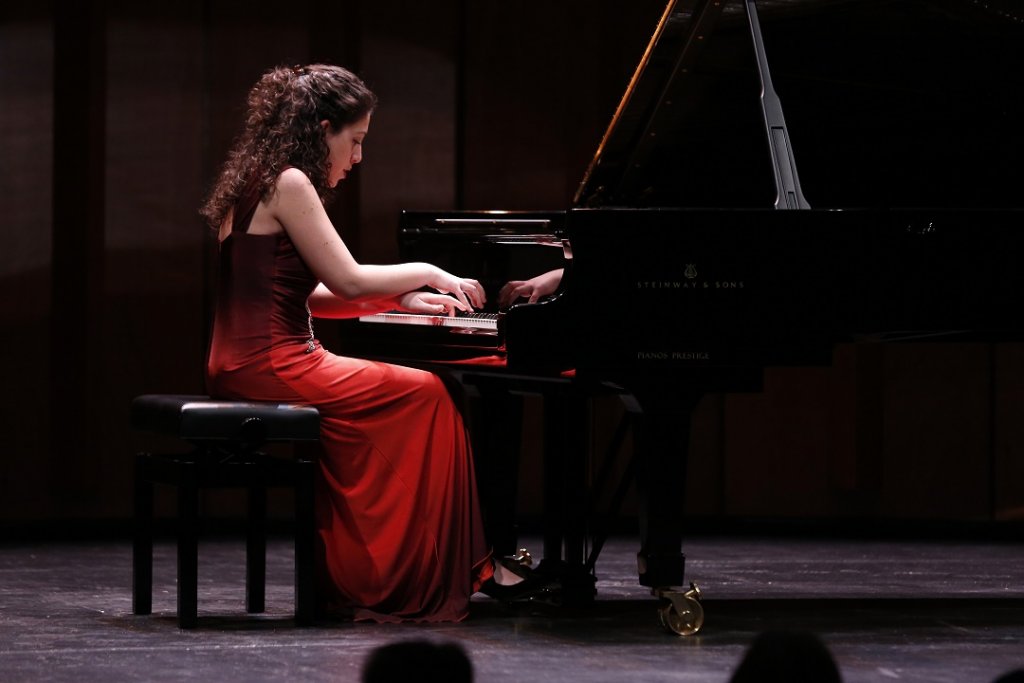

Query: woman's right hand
left=428, top=268, right=486, bottom=310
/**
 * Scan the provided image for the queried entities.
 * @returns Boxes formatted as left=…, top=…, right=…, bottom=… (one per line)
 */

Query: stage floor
left=1, top=532, right=1022, bottom=682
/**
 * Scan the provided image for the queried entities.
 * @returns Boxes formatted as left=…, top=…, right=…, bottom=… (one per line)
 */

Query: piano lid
left=573, top=0, right=1024, bottom=210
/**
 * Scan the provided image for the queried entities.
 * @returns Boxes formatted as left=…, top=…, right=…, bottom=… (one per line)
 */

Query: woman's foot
left=491, top=560, right=525, bottom=587
left=478, top=555, right=558, bottom=602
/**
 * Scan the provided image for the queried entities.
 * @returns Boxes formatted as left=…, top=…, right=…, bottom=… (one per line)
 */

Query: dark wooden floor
left=1, top=531, right=1022, bottom=682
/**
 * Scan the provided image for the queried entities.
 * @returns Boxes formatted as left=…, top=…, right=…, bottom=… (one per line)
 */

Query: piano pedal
left=530, top=558, right=597, bottom=607
left=512, top=547, right=533, bottom=568
left=654, top=582, right=704, bottom=636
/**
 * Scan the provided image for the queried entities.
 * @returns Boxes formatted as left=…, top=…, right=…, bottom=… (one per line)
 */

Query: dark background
left=2, top=0, right=1022, bottom=532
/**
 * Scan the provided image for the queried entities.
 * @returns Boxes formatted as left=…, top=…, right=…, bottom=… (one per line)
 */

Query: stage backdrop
left=1, top=0, right=1021, bottom=531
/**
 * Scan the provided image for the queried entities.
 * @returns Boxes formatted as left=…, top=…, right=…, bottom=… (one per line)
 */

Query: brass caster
left=654, top=582, right=704, bottom=636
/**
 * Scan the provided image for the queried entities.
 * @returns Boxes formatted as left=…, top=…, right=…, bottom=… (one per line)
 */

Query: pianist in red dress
left=200, top=63, right=540, bottom=622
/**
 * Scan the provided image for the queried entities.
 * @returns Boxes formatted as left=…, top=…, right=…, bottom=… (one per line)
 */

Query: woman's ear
left=320, top=120, right=331, bottom=133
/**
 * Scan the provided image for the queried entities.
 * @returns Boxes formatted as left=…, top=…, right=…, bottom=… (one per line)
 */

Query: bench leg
left=132, top=453, right=153, bottom=615
left=246, top=483, right=267, bottom=613
left=177, top=461, right=199, bottom=629
left=294, top=456, right=316, bottom=625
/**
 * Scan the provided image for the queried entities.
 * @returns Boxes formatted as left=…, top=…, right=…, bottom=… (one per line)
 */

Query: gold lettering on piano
left=637, top=263, right=743, bottom=290
left=636, top=280, right=744, bottom=290
left=637, top=351, right=711, bottom=361
left=637, top=280, right=686, bottom=289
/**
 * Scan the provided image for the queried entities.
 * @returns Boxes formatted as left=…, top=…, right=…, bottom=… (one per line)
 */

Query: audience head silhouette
left=730, top=630, right=841, bottom=683
left=361, top=639, right=473, bottom=683
left=993, top=670, right=1024, bottom=683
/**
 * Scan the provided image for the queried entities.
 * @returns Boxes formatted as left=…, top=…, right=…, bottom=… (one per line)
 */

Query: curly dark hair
left=200, top=63, right=377, bottom=229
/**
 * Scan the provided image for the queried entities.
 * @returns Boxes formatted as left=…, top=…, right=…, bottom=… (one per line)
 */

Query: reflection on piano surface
left=359, top=311, right=500, bottom=332
left=340, top=0, right=1024, bottom=631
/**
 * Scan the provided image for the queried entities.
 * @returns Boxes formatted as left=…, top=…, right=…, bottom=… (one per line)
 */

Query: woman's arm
left=270, top=168, right=484, bottom=309
left=306, top=284, right=401, bottom=319
left=307, top=285, right=477, bottom=319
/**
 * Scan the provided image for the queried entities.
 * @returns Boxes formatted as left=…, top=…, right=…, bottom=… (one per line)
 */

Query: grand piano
left=342, top=0, right=1024, bottom=632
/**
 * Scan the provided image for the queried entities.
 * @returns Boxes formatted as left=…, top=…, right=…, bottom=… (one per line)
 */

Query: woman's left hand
left=399, top=291, right=468, bottom=316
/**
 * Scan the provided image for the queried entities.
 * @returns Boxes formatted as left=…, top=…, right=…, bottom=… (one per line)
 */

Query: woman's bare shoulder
left=267, top=167, right=331, bottom=235
left=275, top=166, right=314, bottom=193
left=266, top=167, right=321, bottom=213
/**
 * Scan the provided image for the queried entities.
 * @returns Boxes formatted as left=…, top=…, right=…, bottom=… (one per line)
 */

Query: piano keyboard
left=358, top=311, right=499, bottom=333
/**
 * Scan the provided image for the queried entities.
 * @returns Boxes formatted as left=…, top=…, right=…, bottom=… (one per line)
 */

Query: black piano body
left=339, top=0, right=1024, bottom=612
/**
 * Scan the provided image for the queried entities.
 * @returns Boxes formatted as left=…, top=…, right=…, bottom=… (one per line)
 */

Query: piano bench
left=129, top=394, right=321, bottom=629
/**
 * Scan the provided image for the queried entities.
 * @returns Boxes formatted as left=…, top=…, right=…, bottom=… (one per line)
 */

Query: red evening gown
left=205, top=189, right=493, bottom=622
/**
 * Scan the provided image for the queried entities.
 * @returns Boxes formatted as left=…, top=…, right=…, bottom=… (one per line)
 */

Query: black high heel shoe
left=479, top=573, right=558, bottom=602
left=479, top=553, right=560, bottom=602
left=497, top=550, right=533, bottom=577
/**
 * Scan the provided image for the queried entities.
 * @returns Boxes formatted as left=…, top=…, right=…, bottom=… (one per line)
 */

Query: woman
left=201, top=63, right=537, bottom=622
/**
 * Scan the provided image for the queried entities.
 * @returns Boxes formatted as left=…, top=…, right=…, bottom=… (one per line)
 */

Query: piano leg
left=465, top=378, right=523, bottom=558
left=629, top=386, right=706, bottom=635
left=541, top=388, right=598, bottom=605
left=628, top=387, right=702, bottom=589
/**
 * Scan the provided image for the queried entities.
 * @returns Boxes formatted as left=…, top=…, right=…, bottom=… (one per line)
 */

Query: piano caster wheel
left=654, top=582, right=704, bottom=636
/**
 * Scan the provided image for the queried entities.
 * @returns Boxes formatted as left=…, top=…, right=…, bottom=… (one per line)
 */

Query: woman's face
left=322, top=112, right=371, bottom=187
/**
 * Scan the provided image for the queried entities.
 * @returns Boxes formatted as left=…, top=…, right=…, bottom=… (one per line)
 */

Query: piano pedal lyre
left=654, top=582, right=703, bottom=636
